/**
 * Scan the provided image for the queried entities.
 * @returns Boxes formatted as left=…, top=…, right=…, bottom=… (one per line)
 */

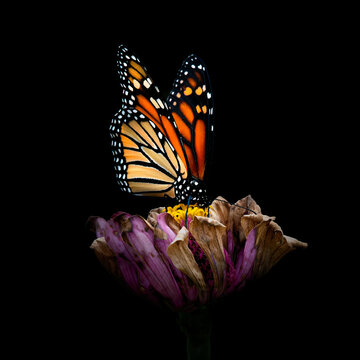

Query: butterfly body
left=110, top=45, right=214, bottom=207
left=174, top=176, right=208, bottom=206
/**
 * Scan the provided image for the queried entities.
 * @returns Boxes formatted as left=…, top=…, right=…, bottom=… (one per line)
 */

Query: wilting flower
left=89, top=195, right=307, bottom=311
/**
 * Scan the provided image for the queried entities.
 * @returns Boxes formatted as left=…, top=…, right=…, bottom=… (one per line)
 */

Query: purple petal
left=92, top=216, right=145, bottom=295
left=154, top=213, right=199, bottom=304
left=113, top=214, right=184, bottom=309
left=237, top=226, right=257, bottom=284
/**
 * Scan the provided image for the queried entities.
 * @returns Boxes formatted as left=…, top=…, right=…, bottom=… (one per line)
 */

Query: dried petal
left=209, top=196, right=231, bottom=227
left=284, top=235, right=308, bottom=250
left=167, top=227, right=208, bottom=302
left=189, top=216, right=227, bottom=296
left=241, top=213, right=274, bottom=238
left=113, top=214, right=184, bottom=308
left=147, top=207, right=165, bottom=228
left=91, top=216, right=152, bottom=297
left=229, top=195, right=263, bottom=245
left=151, top=212, right=199, bottom=307
left=155, top=212, right=181, bottom=241
left=242, top=218, right=308, bottom=278
left=90, top=237, right=122, bottom=279
left=235, top=195, right=262, bottom=215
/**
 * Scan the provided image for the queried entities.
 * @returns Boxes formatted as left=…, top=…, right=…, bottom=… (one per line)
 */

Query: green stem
left=177, top=306, right=212, bottom=360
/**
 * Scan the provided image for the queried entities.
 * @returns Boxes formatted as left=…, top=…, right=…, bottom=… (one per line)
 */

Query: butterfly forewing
left=167, top=54, right=215, bottom=181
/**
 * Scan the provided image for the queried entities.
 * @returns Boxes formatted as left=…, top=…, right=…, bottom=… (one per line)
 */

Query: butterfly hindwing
left=167, top=55, right=215, bottom=181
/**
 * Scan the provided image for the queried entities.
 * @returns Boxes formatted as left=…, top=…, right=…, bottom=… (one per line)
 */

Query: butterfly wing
left=110, top=45, right=187, bottom=197
left=167, top=55, right=215, bottom=181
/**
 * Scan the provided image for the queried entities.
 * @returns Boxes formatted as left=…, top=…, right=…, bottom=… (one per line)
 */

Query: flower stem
left=177, top=306, right=212, bottom=360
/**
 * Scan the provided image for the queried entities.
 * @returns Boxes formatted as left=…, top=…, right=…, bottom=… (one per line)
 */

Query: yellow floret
left=163, top=203, right=211, bottom=224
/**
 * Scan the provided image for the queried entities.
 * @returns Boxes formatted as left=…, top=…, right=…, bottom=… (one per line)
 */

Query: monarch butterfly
left=110, top=45, right=215, bottom=207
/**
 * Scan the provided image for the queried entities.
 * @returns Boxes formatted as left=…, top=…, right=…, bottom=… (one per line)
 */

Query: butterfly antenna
left=185, top=195, right=192, bottom=228
left=213, top=198, right=258, bottom=215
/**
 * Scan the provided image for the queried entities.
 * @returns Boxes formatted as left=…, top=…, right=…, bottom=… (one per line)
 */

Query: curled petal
left=90, top=216, right=140, bottom=291
left=235, top=195, right=262, bottom=215
left=155, top=212, right=181, bottom=243
left=90, top=237, right=122, bottom=279
left=240, top=213, right=274, bottom=240
left=115, top=214, right=184, bottom=308
left=167, top=227, right=208, bottom=302
left=147, top=207, right=165, bottom=229
left=210, top=196, right=231, bottom=226
left=242, top=218, right=308, bottom=278
left=189, top=216, right=227, bottom=296
left=228, top=195, right=263, bottom=245
left=152, top=213, right=199, bottom=307
left=284, top=235, right=308, bottom=250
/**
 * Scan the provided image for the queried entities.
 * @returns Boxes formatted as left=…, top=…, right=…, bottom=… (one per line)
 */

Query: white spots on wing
left=157, top=98, right=165, bottom=109
left=150, top=97, right=160, bottom=109
left=207, top=92, right=212, bottom=99
left=133, top=78, right=141, bottom=89
left=143, top=78, right=151, bottom=88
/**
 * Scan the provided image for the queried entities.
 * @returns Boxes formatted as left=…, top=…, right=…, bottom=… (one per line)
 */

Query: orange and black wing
left=110, top=45, right=187, bottom=198
left=167, top=55, right=215, bottom=181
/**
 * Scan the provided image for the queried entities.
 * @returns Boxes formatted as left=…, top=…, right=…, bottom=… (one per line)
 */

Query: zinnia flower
left=89, top=195, right=307, bottom=311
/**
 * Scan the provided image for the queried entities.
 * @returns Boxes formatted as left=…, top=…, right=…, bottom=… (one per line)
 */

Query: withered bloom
left=89, top=195, right=307, bottom=311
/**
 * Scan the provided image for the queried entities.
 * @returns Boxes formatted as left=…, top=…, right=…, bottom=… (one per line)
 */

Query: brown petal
left=241, top=214, right=275, bottom=239
left=210, top=196, right=231, bottom=227
left=243, top=219, right=308, bottom=278
left=284, top=235, right=308, bottom=250
left=189, top=216, right=227, bottom=295
left=167, top=227, right=208, bottom=299
left=147, top=207, right=165, bottom=228
left=90, top=237, right=122, bottom=279
left=227, top=195, right=263, bottom=246
left=153, top=212, right=181, bottom=241
left=235, top=195, right=262, bottom=215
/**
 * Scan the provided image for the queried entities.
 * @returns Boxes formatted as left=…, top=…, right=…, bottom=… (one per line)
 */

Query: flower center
left=164, top=203, right=210, bottom=224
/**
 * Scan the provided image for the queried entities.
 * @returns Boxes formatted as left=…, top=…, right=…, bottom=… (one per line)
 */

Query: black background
left=28, top=10, right=351, bottom=359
